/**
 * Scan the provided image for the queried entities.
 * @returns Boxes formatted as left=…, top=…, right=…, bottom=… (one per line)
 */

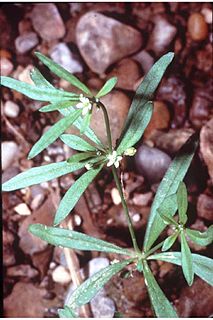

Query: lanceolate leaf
left=2, top=161, right=85, bottom=191
left=162, top=232, right=179, bottom=252
left=180, top=232, right=194, bottom=286
left=142, top=260, right=178, bottom=317
left=58, top=306, right=78, bottom=318
left=80, top=112, right=91, bottom=134
left=186, top=226, right=213, bottom=246
left=60, top=134, right=97, bottom=152
left=0, top=76, right=75, bottom=102
left=28, top=109, right=82, bottom=159
left=54, top=165, right=103, bottom=225
left=28, top=224, right=132, bottom=256
left=177, top=181, right=188, bottom=225
left=39, top=100, right=79, bottom=112
left=67, top=259, right=133, bottom=310
left=96, top=77, right=117, bottom=98
left=143, top=133, right=198, bottom=252
left=35, top=52, right=92, bottom=96
left=67, top=151, right=96, bottom=164
left=148, top=252, right=213, bottom=286
left=117, top=52, right=174, bottom=154
left=30, top=67, right=55, bottom=89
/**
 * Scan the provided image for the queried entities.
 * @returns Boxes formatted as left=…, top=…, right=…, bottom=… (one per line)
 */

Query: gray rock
left=2, top=141, right=19, bottom=171
left=31, top=4, right=65, bottom=41
left=135, top=144, right=171, bottom=184
left=0, top=57, right=13, bottom=76
left=49, top=43, right=83, bottom=74
left=15, top=32, right=39, bottom=54
left=148, top=16, right=177, bottom=55
left=4, top=100, right=20, bottom=118
left=76, top=11, right=143, bottom=74
left=133, top=50, right=154, bottom=73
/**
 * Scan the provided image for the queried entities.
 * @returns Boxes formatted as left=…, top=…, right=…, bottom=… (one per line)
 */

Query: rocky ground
left=1, top=2, right=213, bottom=318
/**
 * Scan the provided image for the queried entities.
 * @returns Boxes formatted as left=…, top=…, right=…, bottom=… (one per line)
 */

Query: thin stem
left=112, top=166, right=141, bottom=254
left=143, top=240, right=165, bottom=258
left=99, top=102, right=113, bottom=152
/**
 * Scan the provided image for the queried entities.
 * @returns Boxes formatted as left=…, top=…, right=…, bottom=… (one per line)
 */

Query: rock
left=111, top=188, right=121, bottom=205
left=91, top=293, right=116, bottom=318
left=15, top=32, right=39, bottom=54
left=132, top=192, right=153, bottom=207
left=196, top=44, right=212, bottom=74
left=148, top=16, right=177, bottom=55
left=200, top=118, right=213, bottom=181
left=187, top=13, right=208, bottom=41
left=31, top=4, right=65, bottom=41
left=197, top=193, right=213, bottom=221
left=14, top=203, right=31, bottom=216
left=2, top=141, right=19, bottom=171
left=18, top=65, right=34, bottom=85
left=176, top=278, right=213, bottom=317
left=30, top=185, right=46, bottom=210
left=133, top=50, right=154, bottom=74
left=4, top=100, right=20, bottom=118
left=157, top=76, right=187, bottom=128
left=3, top=228, right=16, bottom=267
left=201, top=7, right=213, bottom=24
left=107, top=58, right=141, bottom=91
left=2, top=166, right=20, bottom=184
left=4, top=282, right=46, bottom=317
left=190, top=86, right=212, bottom=129
left=135, top=145, right=171, bottom=184
left=143, top=101, right=170, bottom=140
left=18, top=197, right=55, bottom=255
left=89, top=257, right=109, bottom=276
left=32, top=246, right=53, bottom=278
left=18, top=18, right=32, bottom=34
left=90, top=91, right=130, bottom=146
left=0, top=57, right=13, bottom=76
left=49, top=43, right=83, bottom=74
left=52, top=265, right=71, bottom=284
left=76, top=11, right=143, bottom=74
left=7, top=264, right=39, bottom=279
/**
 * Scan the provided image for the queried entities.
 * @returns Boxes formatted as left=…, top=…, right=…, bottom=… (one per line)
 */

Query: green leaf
left=35, top=52, right=92, bottom=96
left=0, top=76, right=75, bottom=102
left=28, top=109, right=82, bottom=159
left=30, top=67, right=55, bottom=89
left=58, top=305, right=78, bottom=318
left=39, top=100, right=79, bottom=112
left=67, top=259, right=132, bottom=310
left=28, top=224, right=132, bottom=256
left=186, top=226, right=213, bottom=246
left=147, top=252, right=213, bottom=286
left=142, top=260, right=178, bottom=317
left=177, top=181, right=188, bottom=225
left=54, top=165, right=103, bottom=225
left=2, top=161, right=85, bottom=191
left=80, top=112, right=92, bottom=135
left=96, top=77, right=117, bottom=98
left=143, top=133, right=198, bottom=252
left=180, top=232, right=194, bottom=285
left=67, top=151, right=96, bottom=164
left=117, top=52, right=174, bottom=155
left=60, top=134, right=97, bottom=152
left=116, top=101, right=153, bottom=155
left=162, top=232, right=179, bottom=251
left=158, top=194, right=178, bottom=226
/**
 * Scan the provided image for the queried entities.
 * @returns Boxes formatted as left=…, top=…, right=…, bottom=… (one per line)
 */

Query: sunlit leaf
left=60, top=134, right=97, bottom=152
left=177, top=181, right=188, bottom=225
left=162, top=232, right=179, bottom=252
left=30, top=67, right=54, bottom=89
left=80, top=112, right=92, bottom=135
left=186, top=226, right=213, bottom=246
left=67, top=151, right=96, bottom=164
left=96, top=77, right=117, bottom=98
left=58, top=305, right=78, bottom=318
left=181, top=232, right=194, bottom=285
left=39, top=100, right=79, bottom=112
left=142, top=260, right=178, bottom=317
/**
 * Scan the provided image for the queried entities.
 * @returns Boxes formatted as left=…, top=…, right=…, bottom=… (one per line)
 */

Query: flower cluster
left=76, top=94, right=92, bottom=116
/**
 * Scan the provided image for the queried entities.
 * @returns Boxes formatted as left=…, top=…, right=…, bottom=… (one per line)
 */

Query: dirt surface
left=1, top=3, right=213, bottom=318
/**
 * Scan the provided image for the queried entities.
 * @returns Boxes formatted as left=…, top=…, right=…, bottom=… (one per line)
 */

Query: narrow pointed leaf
left=30, top=67, right=54, bottom=89
left=67, top=259, right=133, bottom=310
left=28, top=224, right=132, bottom=256
left=177, top=181, right=188, bottom=224
left=60, top=134, right=96, bottom=152
left=162, top=232, right=179, bottom=251
left=2, top=161, right=85, bottom=191
left=143, top=133, right=198, bottom=252
left=117, top=52, right=174, bottom=154
left=159, top=213, right=178, bottom=227
left=54, top=165, right=103, bottom=225
left=58, top=306, right=78, bottom=318
left=0, top=76, right=75, bottom=102
left=96, top=77, right=117, bottom=98
left=67, top=152, right=96, bottom=164
left=28, top=109, right=82, bottom=159
left=180, top=232, right=194, bottom=285
left=35, top=52, right=92, bottom=96
left=80, top=112, right=91, bottom=134
left=142, top=260, right=178, bottom=317
left=39, top=100, right=79, bottom=112
left=186, top=226, right=213, bottom=246
left=148, top=252, right=213, bottom=286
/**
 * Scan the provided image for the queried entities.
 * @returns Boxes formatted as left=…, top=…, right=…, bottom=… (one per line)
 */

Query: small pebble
left=4, top=100, right=20, bottom=118
left=15, top=32, right=39, bottom=54
left=14, top=203, right=31, bottom=216
left=188, top=13, right=208, bottom=41
left=0, top=57, right=13, bottom=76
left=52, top=265, right=72, bottom=284
left=73, top=214, right=82, bottom=226
left=132, top=192, right=153, bottom=206
left=201, top=8, right=212, bottom=24
left=111, top=188, right=121, bottom=205
left=18, top=65, right=34, bottom=85
left=2, top=141, right=19, bottom=171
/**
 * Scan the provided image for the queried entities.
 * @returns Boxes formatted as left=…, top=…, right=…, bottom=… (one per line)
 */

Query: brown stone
left=7, top=264, right=39, bottom=279
left=200, top=118, right=213, bottom=181
left=187, top=13, right=208, bottom=41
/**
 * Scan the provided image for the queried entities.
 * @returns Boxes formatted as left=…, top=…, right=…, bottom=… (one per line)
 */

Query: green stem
left=99, top=102, right=113, bottom=152
left=143, top=240, right=164, bottom=258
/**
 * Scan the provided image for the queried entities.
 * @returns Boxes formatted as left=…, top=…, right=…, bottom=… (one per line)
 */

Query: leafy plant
left=1, top=51, right=212, bottom=318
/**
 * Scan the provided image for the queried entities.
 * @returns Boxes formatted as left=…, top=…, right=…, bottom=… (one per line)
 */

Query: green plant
left=1, top=51, right=213, bottom=318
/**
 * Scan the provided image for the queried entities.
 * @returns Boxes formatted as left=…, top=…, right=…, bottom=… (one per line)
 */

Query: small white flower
left=85, top=163, right=93, bottom=170
left=76, top=94, right=92, bottom=116
left=106, top=150, right=122, bottom=168
left=110, top=259, right=120, bottom=265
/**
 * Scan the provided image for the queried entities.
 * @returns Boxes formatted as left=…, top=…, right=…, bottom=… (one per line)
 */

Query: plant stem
left=143, top=240, right=164, bottom=258
left=99, top=102, right=113, bottom=152
left=112, top=166, right=141, bottom=255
